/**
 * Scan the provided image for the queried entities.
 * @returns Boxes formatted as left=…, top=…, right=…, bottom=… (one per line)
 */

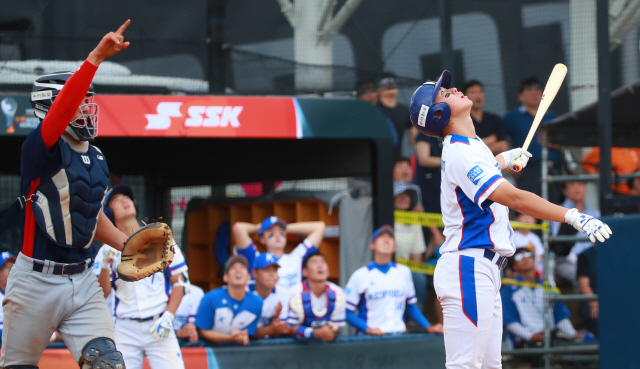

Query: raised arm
left=287, top=221, right=326, bottom=248
left=232, top=222, right=260, bottom=250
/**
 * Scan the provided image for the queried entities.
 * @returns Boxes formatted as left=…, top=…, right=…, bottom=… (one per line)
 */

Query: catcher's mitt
left=117, top=222, right=175, bottom=282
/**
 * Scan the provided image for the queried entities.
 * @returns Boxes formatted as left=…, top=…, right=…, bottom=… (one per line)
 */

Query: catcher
left=97, top=183, right=186, bottom=369
left=1, top=21, right=132, bottom=369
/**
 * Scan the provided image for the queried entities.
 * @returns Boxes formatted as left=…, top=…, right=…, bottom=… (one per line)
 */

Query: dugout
left=542, top=80, right=640, bottom=369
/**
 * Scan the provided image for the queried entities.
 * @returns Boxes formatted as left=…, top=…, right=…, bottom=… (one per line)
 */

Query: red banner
left=94, top=95, right=301, bottom=138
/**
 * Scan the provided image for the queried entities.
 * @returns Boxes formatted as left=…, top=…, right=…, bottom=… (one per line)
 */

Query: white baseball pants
left=114, top=317, right=185, bottom=369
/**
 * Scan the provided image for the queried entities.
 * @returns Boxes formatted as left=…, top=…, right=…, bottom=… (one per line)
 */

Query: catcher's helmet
left=31, top=71, right=98, bottom=141
left=409, top=70, right=452, bottom=137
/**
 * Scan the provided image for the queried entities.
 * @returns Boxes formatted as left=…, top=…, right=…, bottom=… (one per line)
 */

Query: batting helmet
left=31, top=71, right=98, bottom=141
left=409, top=70, right=452, bottom=137
left=103, top=183, right=138, bottom=224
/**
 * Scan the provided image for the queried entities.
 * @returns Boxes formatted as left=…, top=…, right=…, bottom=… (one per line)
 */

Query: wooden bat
left=511, top=63, right=568, bottom=172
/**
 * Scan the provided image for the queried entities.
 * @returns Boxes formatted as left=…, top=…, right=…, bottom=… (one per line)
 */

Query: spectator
left=577, top=244, right=598, bottom=337
left=355, top=78, right=378, bottom=106
left=233, top=218, right=325, bottom=289
left=510, top=212, right=551, bottom=283
left=550, top=182, right=599, bottom=289
left=0, top=252, right=15, bottom=341
left=195, top=255, right=263, bottom=345
left=461, top=80, right=508, bottom=155
left=344, top=225, right=443, bottom=336
left=412, top=131, right=445, bottom=248
left=502, top=246, right=581, bottom=349
left=247, top=252, right=291, bottom=339
left=377, top=73, right=415, bottom=160
left=287, top=252, right=346, bottom=341
left=393, top=158, right=414, bottom=183
left=393, top=181, right=429, bottom=309
left=581, top=147, right=640, bottom=195
left=174, top=285, right=205, bottom=345
left=502, top=77, right=559, bottom=200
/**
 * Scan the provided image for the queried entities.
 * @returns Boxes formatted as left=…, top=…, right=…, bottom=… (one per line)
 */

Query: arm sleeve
left=556, top=318, right=577, bottom=338
left=195, top=293, right=214, bottom=330
left=41, top=60, right=99, bottom=148
left=291, top=240, right=317, bottom=259
left=506, top=322, right=535, bottom=341
left=169, top=243, right=188, bottom=276
left=447, top=146, right=506, bottom=210
left=404, top=268, right=418, bottom=305
left=344, top=272, right=362, bottom=312
left=553, top=301, right=571, bottom=323
left=406, top=303, right=430, bottom=329
left=346, top=310, right=369, bottom=331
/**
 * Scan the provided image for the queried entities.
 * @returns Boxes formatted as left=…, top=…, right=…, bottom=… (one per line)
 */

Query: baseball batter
left=409, top=70, right=612, bottom=369
left=0, top=21, right=132, bottom=369
left=98, top=183, right=187, bottom=369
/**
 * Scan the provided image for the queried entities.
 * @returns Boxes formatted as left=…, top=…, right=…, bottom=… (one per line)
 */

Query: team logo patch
left=467, top=165, right=485, bottom=185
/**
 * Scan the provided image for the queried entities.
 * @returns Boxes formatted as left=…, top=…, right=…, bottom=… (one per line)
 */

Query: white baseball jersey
left=246, top=280, right=289, bottom=328
left=440, top=134, right=516, bottom=257
left=173, top=285, right=204, bottom=331
left=108, top=242, right=188, bottom=319
left=344, top=262, right=417, bottom=334
left=0, top=288, right=5, bottom=337
left=93, top=244, right=116, bottom=318
left=287, top=281, right=346, bottom=328
left=237, top=239, right=316, bottom=289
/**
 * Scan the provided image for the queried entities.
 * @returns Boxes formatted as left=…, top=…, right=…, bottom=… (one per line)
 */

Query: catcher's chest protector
left=29, top=141, right=109, bottom=249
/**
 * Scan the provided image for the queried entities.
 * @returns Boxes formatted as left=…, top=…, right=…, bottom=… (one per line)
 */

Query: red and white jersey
left=108, top=242, right=188, bottom=319
left=440, top=134, right=515, bottom=257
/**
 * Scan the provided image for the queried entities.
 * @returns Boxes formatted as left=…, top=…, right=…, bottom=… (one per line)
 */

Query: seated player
left=174, top=283, right=205, bottom=345
left=501, top=245, right=581, bottom=348
left=287, top=252, right=346, bottom=341
left=345, top=225, right=443, bottom=335
left=233, top=217, right=325, bottom=289
left=0, top=252, right=15, bottom=342
left=247, top=252, right=291, bottom=339
left=195, top=255, right=263, bottom=345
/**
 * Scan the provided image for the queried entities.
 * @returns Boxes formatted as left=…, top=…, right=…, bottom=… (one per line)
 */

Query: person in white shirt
left=0, top=252, right=15, bottom=342
left=173, top=284, right=204, bottom=344
left=287, top=251, right=346, bottom=341
left=233, top=217, right=325, bottom=289
left=97, top=183, right=186, bottom=369
left=409, top=70, right=611, bottom=368
left=510, top=212, right=552, bottom=283
left=345, top=225, right=443, bottom=335
left=247, top=252, right=291, bottom=339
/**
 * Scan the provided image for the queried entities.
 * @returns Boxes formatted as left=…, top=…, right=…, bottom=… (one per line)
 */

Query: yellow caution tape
left=394, top=210, right=549, bottom=231
left=396, top=258, right=560, bottom=294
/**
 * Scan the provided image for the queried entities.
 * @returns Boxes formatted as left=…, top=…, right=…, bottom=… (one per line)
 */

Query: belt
left=32, top=259, right=93, bottom=276
left=121, top=314, right=161, bottom=323
left=483, top=249, right=508, bottom=270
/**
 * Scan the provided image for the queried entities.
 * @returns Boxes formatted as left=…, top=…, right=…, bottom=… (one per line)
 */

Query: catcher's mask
left=31, top=71, right=99, bottom=141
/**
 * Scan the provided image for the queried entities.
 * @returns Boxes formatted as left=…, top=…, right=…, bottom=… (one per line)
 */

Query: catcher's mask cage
left=31, top=71, right=99, bottom=141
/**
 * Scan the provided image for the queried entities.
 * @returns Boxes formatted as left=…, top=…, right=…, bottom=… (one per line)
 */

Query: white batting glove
left=150, top=311, right=175, bottom=342
left=500, top=148, right=532, bottom=171
left=564, top=208, right=613, bottom=243
left=100, top=246, right=117, bottom=270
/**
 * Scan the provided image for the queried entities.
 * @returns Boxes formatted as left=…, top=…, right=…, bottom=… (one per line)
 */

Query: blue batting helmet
left=103, top=183, right=138, bottom=224
left=409, top=70, right=452, bottom=137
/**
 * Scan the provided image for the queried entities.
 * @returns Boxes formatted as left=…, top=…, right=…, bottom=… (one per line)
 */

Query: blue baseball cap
left=0, top=252, right=16, bottom=268
left=371, top=224, right=394, bottom=243
left=105, top=183, right=135, bottom=207
left=253, top=252, right=280, bottom=270
left=259, top=216, right=287, bottom=236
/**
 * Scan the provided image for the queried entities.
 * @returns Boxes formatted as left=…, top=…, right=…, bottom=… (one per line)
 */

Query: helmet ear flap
left=425, top=102, right=451, bottom=136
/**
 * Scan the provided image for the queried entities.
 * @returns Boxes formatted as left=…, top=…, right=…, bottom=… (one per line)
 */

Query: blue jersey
left=20, top=125, right=108, bottom=263
left=195, top=287, right=263, bottom=336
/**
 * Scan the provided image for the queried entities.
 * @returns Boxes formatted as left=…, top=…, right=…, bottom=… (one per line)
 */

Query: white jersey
left=93, top=244, right=116, bottom=318
left=173, top=285, right=204, bottom=331
left=345, top=262, right=417, bottom=333
left=440, top=134, right=515, bottom=256
left=0, top=288, right=4, bottom=336
left=237, top=239, right=316, bottom=290
left=287, top=281, right=346, bottom=328
left=246, top=281, right=289, bottom=328
left=108, top=242, right=188, bottom=319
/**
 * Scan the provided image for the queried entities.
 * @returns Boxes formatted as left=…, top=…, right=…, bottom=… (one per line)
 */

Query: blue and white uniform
left=344, top=262, right=430, bottom=334
left=434, top=134, right=514, bottom=369
left=173, top=285, right=205, bottom=332
left=237, top=240, right=316, bottom=289
left=107, top=243, right=187, bottom=369
left=93, top=245, right=117, bottom=320
left=246, top=281, right=289, bottom=329
left=287, top=281, right=346, bottom=339
left=195, top=286, right=263, bottom=336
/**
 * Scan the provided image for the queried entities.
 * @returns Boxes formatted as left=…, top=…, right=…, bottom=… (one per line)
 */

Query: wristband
left=499, top=151, right=511, bottom=169
left=564, top=208, right=578, bottom=224
left=295, top=326, right=314, bottom=339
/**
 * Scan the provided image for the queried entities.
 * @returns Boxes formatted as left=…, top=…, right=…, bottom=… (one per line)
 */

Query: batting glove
left=500, top=148, right=532, bottom=171
left=99, top=246, right=117, bottom=270
left=150, top=311, right=175, bottom=342
left=564, top=208, right=613, bottom=243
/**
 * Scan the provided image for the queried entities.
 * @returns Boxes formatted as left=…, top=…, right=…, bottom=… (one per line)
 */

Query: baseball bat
left=511, top=63, right=567, bottom=172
